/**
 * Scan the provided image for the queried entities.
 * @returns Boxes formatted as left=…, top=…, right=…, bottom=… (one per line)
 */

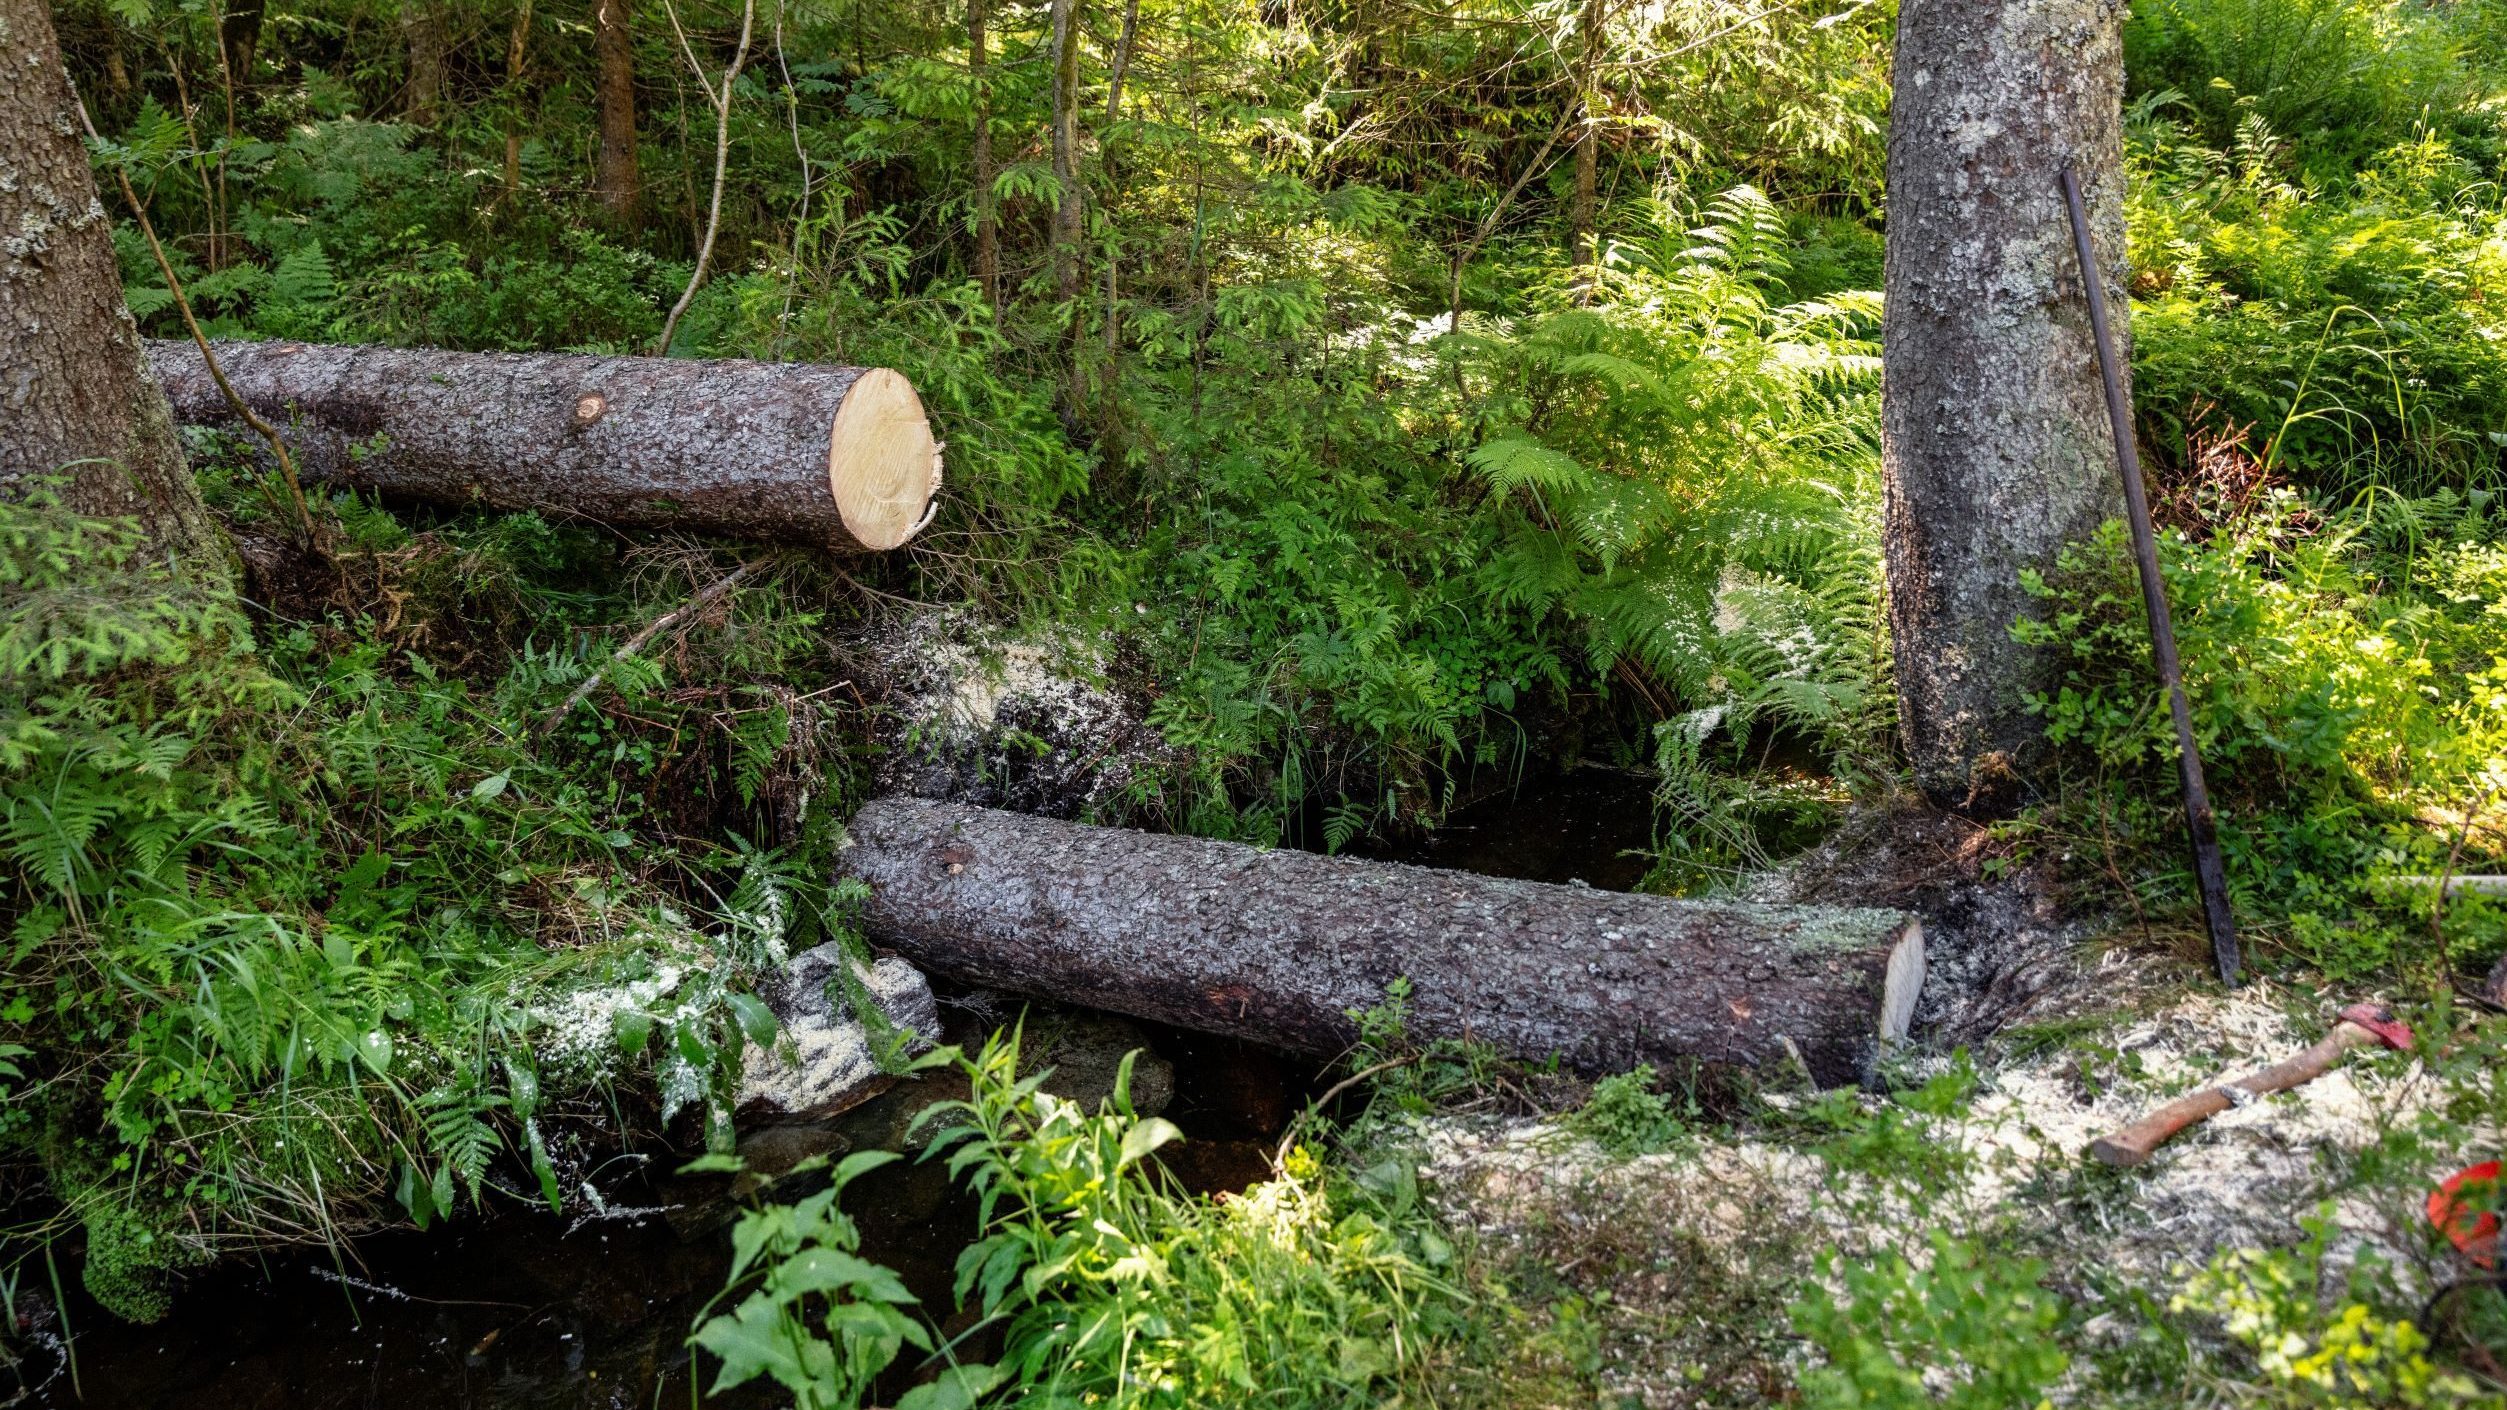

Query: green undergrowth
left=695, top=1027, right=1470, bottom=1410
left=2013, top=486, right=2507, bottom=979
left=0, top=482, right=882, bottom=1320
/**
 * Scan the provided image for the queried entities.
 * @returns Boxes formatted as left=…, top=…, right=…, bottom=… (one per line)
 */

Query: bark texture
left=842, top=798, right=1924, bottom=1083
left=1568, top=0, right=1602, bottom=274
left=0, top=0, right=227, bottom=573
left=595, top=0, right=641, bottom=224
left=148, top=339, right=942, bottom=551
left=403, top=0, right=446, bottom=122
left=1048, top=0, right=1084, bottom=306
left=1882, top=0, right=2131, bottom=809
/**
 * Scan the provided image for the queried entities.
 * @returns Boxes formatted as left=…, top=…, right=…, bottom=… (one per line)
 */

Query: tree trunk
left=503, top=0, right=534, bottom=201
left=148, top=340, right=944, bottom=552
left=1048, top=0, right=1083, bottom=307
left=0, top=0, right=228, bottom=577
left=403, top=0, right=446, bottom=124
left=969, top=0, right=998, bottom=308
left=1567, top=0, right=1602, bottom=276
left=840, top=799, right=1926, bottom=1084
left=1099, top=0, right=1138, bottom=360
left=220, top=0, right=264, bottom=88
left=1882, top=0, right=2131, bottom=810
left=595, top=0, right=641, bottom=224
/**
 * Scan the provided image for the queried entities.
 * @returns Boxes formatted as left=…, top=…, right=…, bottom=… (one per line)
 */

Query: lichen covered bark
left=1882, top=0, right=2131, bottom=808
left=0, top=0, right=226, bottom=573
left=842, top=798, right=1918, bottom=1083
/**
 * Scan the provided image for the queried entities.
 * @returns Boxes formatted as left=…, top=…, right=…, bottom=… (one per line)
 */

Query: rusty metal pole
left=2059, top=163, right=2243, bottom=987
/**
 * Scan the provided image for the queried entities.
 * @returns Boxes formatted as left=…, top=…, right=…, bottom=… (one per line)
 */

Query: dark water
left=24, top=1027, right=1312, bottom=1410
left=22, top=771, right=1656, bottom=1409
left=1361, top=765, right=1661, bottom=892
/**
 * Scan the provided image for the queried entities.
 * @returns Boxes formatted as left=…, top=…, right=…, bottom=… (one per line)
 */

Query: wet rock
left=736, top=950, right=942, bottom=1122
left=1030, top=1012, right=1176, bottom=1118
left=854, top=610, right=1178, bottom=818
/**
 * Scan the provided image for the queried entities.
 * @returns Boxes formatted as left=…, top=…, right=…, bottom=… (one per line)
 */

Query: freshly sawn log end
left=827, top=367, right=945, bottom=551
left=841, top=798, right=1927, bottom=1085
left=147, top=339, right=945, bottom=552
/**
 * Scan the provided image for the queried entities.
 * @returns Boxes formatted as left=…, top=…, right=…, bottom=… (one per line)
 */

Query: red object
left=2429, top=1161, right=2502, bottom=1266
left=2339, top=1003, right=2415, bottom=1051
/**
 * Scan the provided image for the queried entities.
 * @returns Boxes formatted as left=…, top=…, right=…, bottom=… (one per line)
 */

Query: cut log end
left=1879, top=920, right=1925, bottom=1045
left=829, top=368, right=944, bottom=551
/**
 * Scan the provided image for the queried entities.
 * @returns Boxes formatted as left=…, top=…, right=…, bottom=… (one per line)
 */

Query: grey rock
left=736, top=950, right=941, bottom=1121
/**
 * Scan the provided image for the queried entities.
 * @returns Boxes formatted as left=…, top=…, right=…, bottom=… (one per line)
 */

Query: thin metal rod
left=2059, top=163, right=2243, bottom=987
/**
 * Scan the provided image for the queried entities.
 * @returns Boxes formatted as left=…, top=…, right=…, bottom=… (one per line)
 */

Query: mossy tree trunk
left=1881, top=0, right=2131, bottom=810
left=0, top=0, right=227, bottom=578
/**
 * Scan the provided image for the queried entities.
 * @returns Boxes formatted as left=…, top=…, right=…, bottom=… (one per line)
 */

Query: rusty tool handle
left=2059, top=163, right=2243, bottom=988
left=2089, top=1022, right=2376, bottom=1166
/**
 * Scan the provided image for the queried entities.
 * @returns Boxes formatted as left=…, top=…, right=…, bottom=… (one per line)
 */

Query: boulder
left=736, top=950, right=942, bottom=1121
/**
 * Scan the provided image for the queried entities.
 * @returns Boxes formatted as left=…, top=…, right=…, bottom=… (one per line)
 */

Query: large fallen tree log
left=842, top=798, right=1925, bottom=1084
left=148, top=339, right=943, bottom=551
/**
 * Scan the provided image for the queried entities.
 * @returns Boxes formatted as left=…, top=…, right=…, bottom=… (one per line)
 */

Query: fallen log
left=147, top=339, right=942, bottom=551
left=841, top=798, right=1925, bottom=1084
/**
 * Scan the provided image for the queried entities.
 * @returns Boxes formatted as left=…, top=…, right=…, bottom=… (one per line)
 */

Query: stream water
left=22, top=767, right=1661, bottom=1409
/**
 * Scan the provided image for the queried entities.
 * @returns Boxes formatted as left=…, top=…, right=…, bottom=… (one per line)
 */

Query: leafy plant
left=1791, top=1232, right=2072, bottom=1410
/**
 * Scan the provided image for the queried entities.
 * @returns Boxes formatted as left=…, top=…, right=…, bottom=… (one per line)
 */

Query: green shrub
left=697, top=1029, right=1467, bottom=1408
left=1791, top=1232, right=2071, bottom=1410
left=1566, top=1064, right=1684, bottom=1157
left=2125, top=0, right=2474, bottom=169
left=2015, top=491, right=2507, bottom=974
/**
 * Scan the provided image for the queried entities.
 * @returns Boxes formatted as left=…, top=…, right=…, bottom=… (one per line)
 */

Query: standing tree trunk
left=595, top=0, right=641, bottom=223
left=0, top=0, right=227, bottom=577
left=1048, top=0, right=1083, bottom=307
left=220, top=0, right=264, bottom=88
left=1567, top=0, right=1602, bottom=278
left=403, top=0, right=447, bottom=123
left=1100, top=0, right=1138, bottom=359
left=1882, top=0, right=2131, bottom=811
left=969, top=0, right=998, bottom=308
left=502, top=0, right=535, bottom=201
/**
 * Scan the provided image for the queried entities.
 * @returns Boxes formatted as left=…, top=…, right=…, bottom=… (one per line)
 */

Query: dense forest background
left=17, top=0, right=2507, bottom=1399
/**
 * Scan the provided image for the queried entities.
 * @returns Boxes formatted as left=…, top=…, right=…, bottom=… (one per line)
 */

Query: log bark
left=148, top=340, right=944, bottom=551
left=841, top=798, right=1925, bottom=1084
left=1882, top=0, right=2131, bottom=810
left=0, top=0, right=229, bottom=578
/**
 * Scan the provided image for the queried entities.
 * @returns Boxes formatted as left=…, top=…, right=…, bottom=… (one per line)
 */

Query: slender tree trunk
left=1100, top=0, right=1138, bottom=358
left=1567, top=0, right=1602, bottom=278
left=103, top=39, right=132, bottom=104
left=1882, top=0, right=2131, bottom=811
left=595, top=0, right=641, bottom=223
left=1048, top=0, right=1083, bottom=307
left=219, top=0, right=264, bottom=88
left=0, top=0, right=226, bottom=577
left=969, top=0, right=998, bottom=308
left=403, top=0, right=447, bottom=123
left=503, top=0, right=535, bottom=201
